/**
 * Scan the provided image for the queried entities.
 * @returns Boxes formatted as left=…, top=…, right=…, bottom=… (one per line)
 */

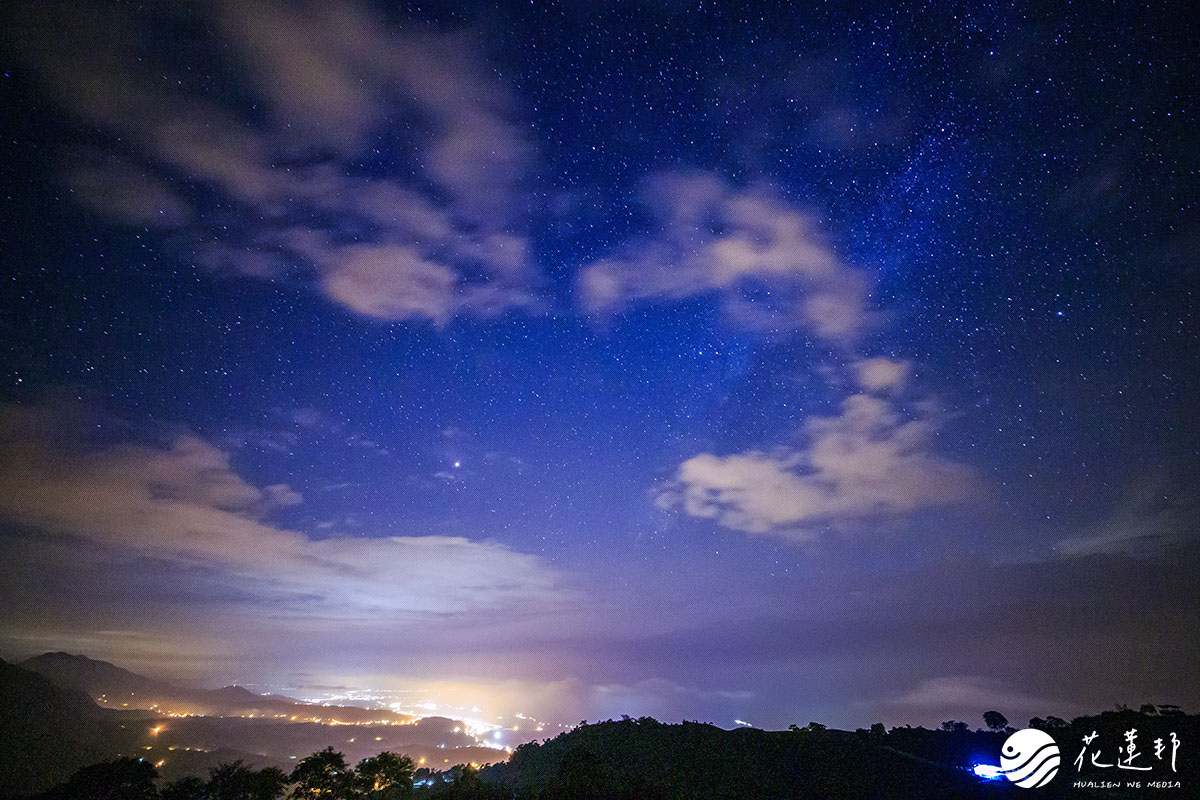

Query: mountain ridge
left=20, top=652, right=413, bottom=724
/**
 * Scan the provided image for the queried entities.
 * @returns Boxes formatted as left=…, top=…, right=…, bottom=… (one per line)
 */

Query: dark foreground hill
left=481, top=710, right=1198, bottom=799
left=10, top=654, right=1196, bottom=798
left=0, top=657, right=138, bottom=797
left=485, top=717, right=1090, bottom=799
left=24, top=709, right=1200, bottom=798
left=0, top=658, right=292, bottom=796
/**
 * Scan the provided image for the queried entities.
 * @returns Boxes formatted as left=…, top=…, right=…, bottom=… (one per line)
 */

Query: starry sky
left=1, top=0, right=1197, bottom=731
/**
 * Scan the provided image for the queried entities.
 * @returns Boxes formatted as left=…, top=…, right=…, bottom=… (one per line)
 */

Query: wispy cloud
left=880, top=676, right=1073, bottom=724
left=9, top=0, right=538, bottom=323
left=577, top=171, right=872, bottom=343
left=1053, top=477, right=1197, bottom=559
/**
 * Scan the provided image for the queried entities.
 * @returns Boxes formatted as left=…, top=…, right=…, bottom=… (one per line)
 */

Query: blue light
left=973, top=763, right=1004, bottom=780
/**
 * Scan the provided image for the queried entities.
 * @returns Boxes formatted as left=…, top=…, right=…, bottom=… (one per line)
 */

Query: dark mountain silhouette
left=20, top=652, right=414, bottom=724
left=0, top=658, right=298, bottom=796
left=10, top=655, right=1195, bottom=798
left=4, top=654, right=507, bottom=795
left=484, top=717, right=1101, bottom=799
left=0, top=657, right=137, bottom=796
left=19, top=652, right=162, bottom=701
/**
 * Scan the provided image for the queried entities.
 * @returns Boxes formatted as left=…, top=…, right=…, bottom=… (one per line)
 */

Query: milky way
left=1, top=1, right=1196, bottom=730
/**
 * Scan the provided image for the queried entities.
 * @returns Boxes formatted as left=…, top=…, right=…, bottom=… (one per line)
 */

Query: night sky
left=1, top=1, right=1197, bottom=731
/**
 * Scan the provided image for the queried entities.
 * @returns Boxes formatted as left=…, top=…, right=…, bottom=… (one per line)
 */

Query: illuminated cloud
left=586, top=678, right=755, bottom=723
left=8, top=0, right=538, bottom=323
left=577, top=172, right=871, bottom=343
left=0, top=403, right=562, bottom=622
left=660, top=391, right=976, bottom=540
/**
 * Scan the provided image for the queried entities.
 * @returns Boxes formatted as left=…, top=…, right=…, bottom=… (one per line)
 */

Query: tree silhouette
left=251, top=767, right=288, bottom=800
left=982, top=711, right=1009, bottom=731
left=289, top=747, right=352, bottom=799
left=355, top=751, right=416, bottom=799
left=160, top=776, right=206, bottom=800
left=451, top=763, right=483, bottom=795
left=424, top=763, right=491, bottom=799
left=35, top=757, right=158, bottom=800
left=549, top=746, right=614, bottom=800
left=207, top=761, right=256, bottom=800
left=203, top=761, right=288, bottom=800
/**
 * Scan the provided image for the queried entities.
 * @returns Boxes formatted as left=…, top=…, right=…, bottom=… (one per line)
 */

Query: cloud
left=64, top=152, right=194, bottom=228
left=577, top=172, right=872, bottom=343
left=854, top=357, right=911, bottom=393
left=8, top=0, right=538, bottom=323
left=0, top=403, right=562, bottom=621
left=1053, top=477, right=1196, bottom=558
left=881, top=676, right=1070, bottom=722
left=264, top=483, right=304, bottom=507
left=660, top=390, right=976, bottom=540
left=585, top=678, right=755, bottom=724
left=319, top=244, right=461, bottom=324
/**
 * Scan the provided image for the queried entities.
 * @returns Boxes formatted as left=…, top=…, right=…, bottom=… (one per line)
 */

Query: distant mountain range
left=8, top=655, right=1198, bottom=798
left=2, top=653, right=507, bottom=797
left=20, top=652, right=412, bottom=724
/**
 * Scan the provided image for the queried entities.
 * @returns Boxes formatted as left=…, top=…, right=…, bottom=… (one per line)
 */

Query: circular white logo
left=1000, top=728, right=1060, bottom=788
